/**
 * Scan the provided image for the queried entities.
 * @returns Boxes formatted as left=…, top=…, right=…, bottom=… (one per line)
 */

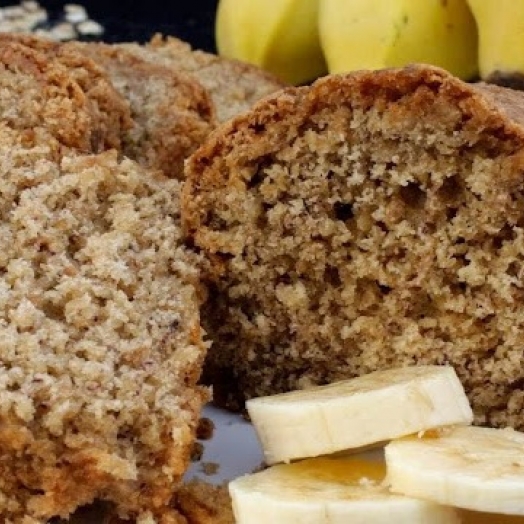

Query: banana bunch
left=216, top=0, right=524, bottom=86
left=229, top=366, right=524, bottom=523
left=215, top=0, right=478, bottom=84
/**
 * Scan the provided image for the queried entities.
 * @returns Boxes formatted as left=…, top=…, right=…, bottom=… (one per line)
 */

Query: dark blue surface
left=30, top=0, right=219, bottom=50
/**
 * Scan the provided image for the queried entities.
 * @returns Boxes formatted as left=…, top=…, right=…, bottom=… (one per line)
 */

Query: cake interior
left=0, top=141, right=206, bottom=522
left=194, top=76, right=524, bottom=429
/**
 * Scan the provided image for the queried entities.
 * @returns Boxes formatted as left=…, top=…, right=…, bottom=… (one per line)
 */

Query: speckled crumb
left=118, top=34, right=286, bottom=123
left=184, top=65, right=524, bottom=431
left=0, top=133, right=208, bottom=523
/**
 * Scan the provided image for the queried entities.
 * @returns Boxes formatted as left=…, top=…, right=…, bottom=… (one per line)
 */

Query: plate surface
left=186, top=404, right=264, bottom=484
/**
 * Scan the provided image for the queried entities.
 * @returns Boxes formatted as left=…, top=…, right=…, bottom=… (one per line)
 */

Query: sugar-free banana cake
left=0, top=133, right=207, bottom=523
left=119, top=35, right=286, bottom=123
left=183, top=65, right=524, bottom=430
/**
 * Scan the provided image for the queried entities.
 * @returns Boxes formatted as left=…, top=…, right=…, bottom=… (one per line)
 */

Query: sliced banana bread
left=119, top=34, right=286, bottom=123
left=184, top=65, right=524, bottom=429
left=0, top=37, right=132, bottom=154
left=0, top=133, right=207, bottom=523
left=64, top=41, right=216, bottom=178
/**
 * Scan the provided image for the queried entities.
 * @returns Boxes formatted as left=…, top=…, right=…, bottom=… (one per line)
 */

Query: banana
left=385, top=426, right=524, bottom=515
left=466, top=0, right=524, bottom=86
left=319, top=0, right=478, bottom=80
left=247, top=365, right=473, bottom=465
left=215, top=0, right=327, bottom=85
left=229, top=454, right=461, bottom=524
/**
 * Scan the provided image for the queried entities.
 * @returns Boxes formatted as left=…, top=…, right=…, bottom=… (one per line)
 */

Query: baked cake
left=0, top=35, right=215, bottom=178
left=183, top=65, right=524, bottom=430
left=119, top=35, right=286, bottom=123
left=0, top=129, right=207, bottom=522
left=0, top=37, right=132, bottom=155
left=65, top=41, right=216, bottom=178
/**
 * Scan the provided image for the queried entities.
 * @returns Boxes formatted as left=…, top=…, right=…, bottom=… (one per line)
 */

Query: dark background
left=10, top=0, right=220, bottom=51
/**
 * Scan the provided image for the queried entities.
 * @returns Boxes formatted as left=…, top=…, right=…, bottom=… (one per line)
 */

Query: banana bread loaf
left=183, top=65, right=524, bottom=430
left=0, top=135, right=207, bottom=523
left=119, top=35, right=285, bottom=123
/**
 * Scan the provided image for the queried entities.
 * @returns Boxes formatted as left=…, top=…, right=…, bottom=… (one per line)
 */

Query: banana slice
left=385, top=426, right=524, bottom=515
left=247, top=366, right=473, bottom=464
left=229, top=454, right=460, bottom=524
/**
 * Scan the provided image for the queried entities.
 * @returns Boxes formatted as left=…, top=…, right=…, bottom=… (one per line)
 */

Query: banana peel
left=319, top=0, right=478, bottom=80
left=215, top=0, right=327, bottom=85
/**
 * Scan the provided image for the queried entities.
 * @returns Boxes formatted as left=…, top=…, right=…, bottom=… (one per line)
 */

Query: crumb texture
left=184, top=65, right=524, bottom=430
left=0, top=136, right=207, bottom=523
left=120, top=35, right=286, bottom=123
left=64, top=41, right=216, bottom=179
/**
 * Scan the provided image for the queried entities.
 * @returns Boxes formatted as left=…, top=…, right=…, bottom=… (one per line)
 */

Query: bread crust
left=183, top=65, right=524, bottom=427
left=119, top=34, right=286, bottom=123
left=0, top=35, right=132, bottom=154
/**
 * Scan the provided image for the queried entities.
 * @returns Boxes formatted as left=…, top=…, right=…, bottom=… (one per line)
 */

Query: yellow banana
left=467, top=0, right=524, bottom=85
left=319, top=0, right=478, bottom=80
left=215, top=0, right=327, bottom=85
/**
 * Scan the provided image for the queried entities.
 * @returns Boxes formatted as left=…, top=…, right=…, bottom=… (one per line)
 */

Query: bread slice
left=65, top=41, right=216, bottom=179
left=175, top=481, right=235, bottom=524
left=183, top=65, right=524, bottom=429
left=0, top=127, right=208, bottom=522
left=118, top=34, right=286, bottom=123
left=0, top=37, right=132, bottom=154
left=0, top=34, right=215, bottom=178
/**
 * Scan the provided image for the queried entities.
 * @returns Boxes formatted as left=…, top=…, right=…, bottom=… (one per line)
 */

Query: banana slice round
left=385, top=426, right=524, bottom=515
left=229, top=454, right=460, bottom=524
left=247, top=365, right=473, bottom=464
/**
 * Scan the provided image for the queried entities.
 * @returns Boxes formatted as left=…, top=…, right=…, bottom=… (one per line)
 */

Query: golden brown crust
left=118, top=34, right=286, bottom=123
left=0, top=34, right=133, bottom=153
left=175, top=481, right=234, bottom=524
left=63, top=41, right=216, bottom=179
left=183, top=65, right=524, bottom=429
